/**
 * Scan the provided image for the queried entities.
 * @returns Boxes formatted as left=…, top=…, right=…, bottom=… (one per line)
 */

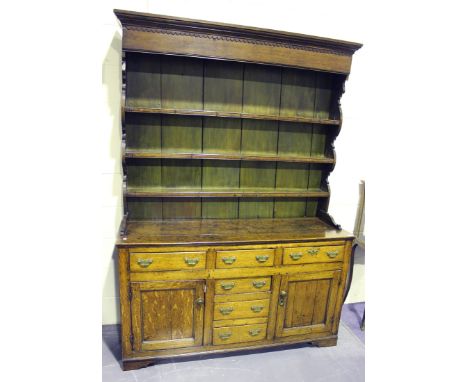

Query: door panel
left=131, top=280, right=204, bottom=351
left=275, top=270, right=341, bottom=338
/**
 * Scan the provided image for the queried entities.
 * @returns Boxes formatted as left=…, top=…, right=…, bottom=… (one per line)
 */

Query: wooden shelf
left=125, top=106, right=341, bottom=126
left=125, top=150, right=335, bottom=164
left=125, top=187, right=329, bottom=198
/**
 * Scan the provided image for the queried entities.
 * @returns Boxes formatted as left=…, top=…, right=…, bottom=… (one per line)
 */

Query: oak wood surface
left=129, top=251, right=206, bottom=272
left=115, top=10, right=361, bottom=73
left=127, top=261, right=345, bottom=283
left=125, top=150, right=335, bottom=164
left=213, top=323, right=268, bottom=345
left=215, top=248, right=275, bottom=269
left=123, top=334, right=338, bottom=363
left=214, top=277, right=271, bottom=294
left=115, top=8, right=360, bottom=370
left=125, top=187, right=329, bottom=198
left=275, top=270, right=341, bottom=338
left=125, top=106, right=341, bottom=125
left=118, top=218, right=353, bottom=246
left=282, top=245, right=344, bottom=265
left=130, top=280, right=205, bottom=351
left=214, top=298, right=270, bottom=320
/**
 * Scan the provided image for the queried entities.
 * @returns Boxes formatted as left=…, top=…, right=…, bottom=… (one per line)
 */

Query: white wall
left=100, top=0, right=367, bottom=324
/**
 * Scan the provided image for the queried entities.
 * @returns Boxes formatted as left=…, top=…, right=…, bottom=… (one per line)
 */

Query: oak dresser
left=114, top=9, right=362, bottom=370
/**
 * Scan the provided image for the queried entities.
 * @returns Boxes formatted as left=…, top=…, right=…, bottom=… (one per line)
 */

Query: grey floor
left=103, top=321, right=364, bottom=382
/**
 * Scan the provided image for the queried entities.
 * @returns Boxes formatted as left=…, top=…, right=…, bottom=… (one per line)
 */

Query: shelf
left=125, top=150, right=335, bottom=164
left=124, top=106, right=341, bottom=126
left=117, top=217, right=353, bottom=246
left=125, top=187, right=329, bottom=198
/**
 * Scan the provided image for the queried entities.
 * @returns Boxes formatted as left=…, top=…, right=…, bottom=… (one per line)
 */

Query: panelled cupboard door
left=130, top=280, right=204, bottom=351
left=275, top=271, right=341, bottom=338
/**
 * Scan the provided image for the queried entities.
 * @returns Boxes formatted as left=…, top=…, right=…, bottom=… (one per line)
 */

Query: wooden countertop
left=117, top=218, right=353, bottom=247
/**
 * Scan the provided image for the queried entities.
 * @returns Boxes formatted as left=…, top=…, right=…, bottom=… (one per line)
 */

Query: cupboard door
left=130, top=280, right=205, bottom=351
left=275, top=271, right=341, bottom=338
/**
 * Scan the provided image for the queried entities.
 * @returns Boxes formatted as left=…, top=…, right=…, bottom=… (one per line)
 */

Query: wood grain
left=125, top=106, right=341, bottom=125
left=116, top=10, right=361, bottom=73
left=125, top=151, right=335, bottom=164
left=115, top=8, right=361, bottom=370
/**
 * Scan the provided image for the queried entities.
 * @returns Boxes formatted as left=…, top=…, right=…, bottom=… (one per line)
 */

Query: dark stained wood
left=117, top=217, right=353, bottom=246
left=122, top=334, right=338, bottom=365
left=126, top=53, right=161, bottom=108
left=114, top=10, right=362, bottom=74
left=125, top=106, right=341, bottom=126
left=202, top=118, right=242, bottom=154
left=160, top=56, right=203, bottom=110
left=126, top=150, right=335, bottom=164
left=125, top=187, right=328, bottom=198
left=203, top=60, right=243, bottom=112
left=115, top=9, right=361, bottom=371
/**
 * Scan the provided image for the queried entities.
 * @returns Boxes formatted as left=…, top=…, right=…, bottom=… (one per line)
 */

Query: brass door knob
left=195, top=297, right=204, bottom=306
left=279, top=290, right=287, bottom=306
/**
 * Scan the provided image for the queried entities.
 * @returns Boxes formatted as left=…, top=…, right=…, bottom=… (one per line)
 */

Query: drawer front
left=283, top=245, right=344, bottom=265
left=214, top=298, right=270, bottom=320
left=215, top=277, right=271, bottom=295
left=213, top=323, right=267, bottom=345
left=130, top=252, right=206, bottom=272
left=215, top=249, right=274, bottom=269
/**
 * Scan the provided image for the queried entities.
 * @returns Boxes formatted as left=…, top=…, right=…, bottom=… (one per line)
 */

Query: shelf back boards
left=115, top=10, right=362, bottom=222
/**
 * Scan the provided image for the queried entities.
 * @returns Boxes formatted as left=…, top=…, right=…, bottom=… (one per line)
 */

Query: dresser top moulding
left=114, top=9, right=362, bottom=74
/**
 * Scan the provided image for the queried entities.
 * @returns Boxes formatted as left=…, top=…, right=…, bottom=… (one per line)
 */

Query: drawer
left=213, top=323, right=267, bottom=345
left=129, top=251, right=206, bottom=272
left=215, top=249, right=274, bottom=269
left=215, top=277, right=271, bottom=295
left=283, top=245, right=344, bottom=265
left=214, top=298, right=270, bottom=320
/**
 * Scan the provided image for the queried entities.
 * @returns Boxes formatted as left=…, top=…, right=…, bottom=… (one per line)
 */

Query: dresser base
left=122, top=335, right=338, bottom=370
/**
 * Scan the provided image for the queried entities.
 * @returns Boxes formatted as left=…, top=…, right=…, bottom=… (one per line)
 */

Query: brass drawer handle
left=252, top=280, right=266, bottom=289
left=289, top=253, right=303, bottom=261
left=136, top=258, right=153, bottom=268
left=249, top=328, right=261, bottom=336
left=279, top=290, right=287, bottom=306
left=327, top=250, right=339, bottom=258
left=307, top=249, right=319, bottom=256
left=218, top=332, right=232, bottom=340
left=222, top=256, right=236, bottom=265
left=251, top=305, right=264, bottom=313
left=255, top=255, right=269, bottom=263
left=219, top=307, right=234, bottom=315
left=221, top=282, right=235, bottom=290
left=184, top=257, right=200, bottom=266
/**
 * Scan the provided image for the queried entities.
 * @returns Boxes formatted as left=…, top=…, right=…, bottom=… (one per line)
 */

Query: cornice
left=114, top=9, right=362, bottom=57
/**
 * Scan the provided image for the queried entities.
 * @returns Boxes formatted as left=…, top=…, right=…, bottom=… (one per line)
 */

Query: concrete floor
left=103, top=318, right=364, bottom=382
